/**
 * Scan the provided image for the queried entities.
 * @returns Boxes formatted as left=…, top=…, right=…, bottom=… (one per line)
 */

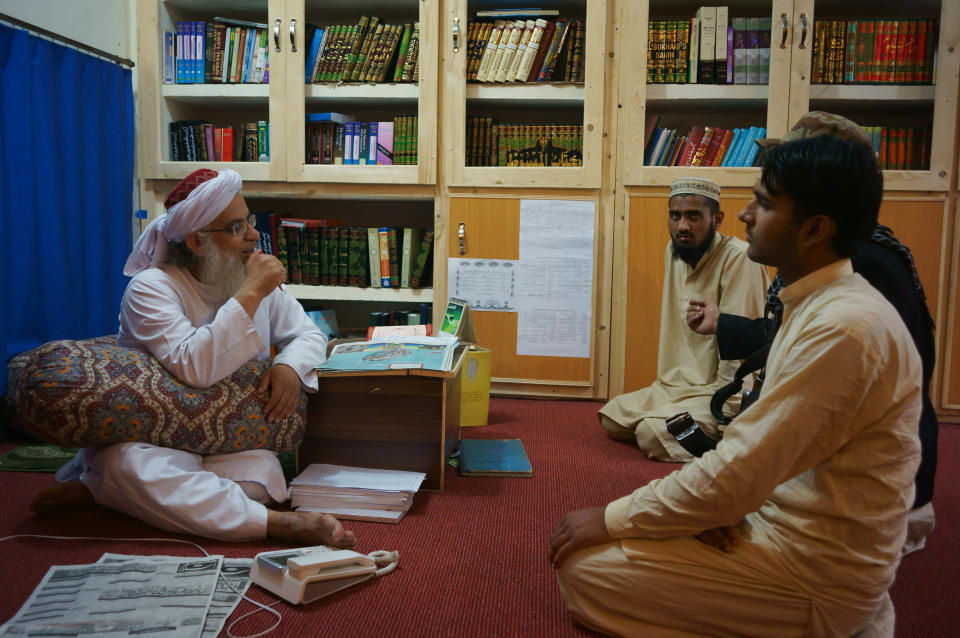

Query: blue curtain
left=0, top=23, right=134, bottom=395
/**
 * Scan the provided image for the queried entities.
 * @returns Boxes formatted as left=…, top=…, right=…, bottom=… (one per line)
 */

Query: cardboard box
left=458, top=347, right=491, bottom=427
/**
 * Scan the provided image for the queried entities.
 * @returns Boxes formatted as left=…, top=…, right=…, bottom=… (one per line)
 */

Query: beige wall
left=0, top=0, right=134, bottom=60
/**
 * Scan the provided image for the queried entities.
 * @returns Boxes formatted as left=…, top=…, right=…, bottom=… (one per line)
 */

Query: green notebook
left=459, top=439, right=533, bottom=477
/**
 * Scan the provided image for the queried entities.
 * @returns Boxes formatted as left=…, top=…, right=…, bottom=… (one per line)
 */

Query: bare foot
left=266, top=511, right=357, bottom=548
left=30, top=482, right=95, bottom=514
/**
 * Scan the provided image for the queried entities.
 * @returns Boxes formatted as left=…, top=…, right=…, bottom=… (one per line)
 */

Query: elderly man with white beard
left=31, top=168, right=356, bottom=549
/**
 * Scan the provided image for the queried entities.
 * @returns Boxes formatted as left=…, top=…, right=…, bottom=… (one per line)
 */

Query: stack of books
left=290, top=463, right=427, bottom=524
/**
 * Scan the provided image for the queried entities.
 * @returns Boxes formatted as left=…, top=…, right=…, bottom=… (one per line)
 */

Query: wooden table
left=299, top=346, right=466, bottom=491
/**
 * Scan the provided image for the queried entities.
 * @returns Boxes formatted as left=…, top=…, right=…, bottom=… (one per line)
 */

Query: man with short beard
left=598, top=177, right=769, bottom=462
left=31, top=168, right=357, bottom=549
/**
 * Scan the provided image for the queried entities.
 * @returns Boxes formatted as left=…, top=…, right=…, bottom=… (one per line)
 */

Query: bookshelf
left=621, top=0, right=959, bottom=191
left=134, top=0, right=959, bottom=407
left=608, top=0, right=960, bottom=416
left=138, top=0, right=437, bottom=184
left=441, top=0, right=606, bottom=187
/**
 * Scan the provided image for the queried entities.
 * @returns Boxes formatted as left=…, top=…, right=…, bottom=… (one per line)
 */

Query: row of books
left=306, top=113, right=417, bottom=166
left=647, top=9, right=772, bottom=84
left=466, top=119, right=583, bottom=167
left=164, top=18, right=269, bottom=84
left=811, top=19, right=938, bottom=85
left=255, top=214, right=435, bottom=289
left=466, top=15, right=584, bottom=83
left=864, top=126, right=932, bottom=170
left=169, top=120, right=268, bottom=162
left=644, top=123, right=767, bottom=168
left=304, top=18, right=419, bottom=84
left=368, top=306, right=433, bottom=329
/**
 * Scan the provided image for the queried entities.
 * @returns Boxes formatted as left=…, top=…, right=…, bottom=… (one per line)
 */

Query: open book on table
left=316, top=334, right=459, bottom=372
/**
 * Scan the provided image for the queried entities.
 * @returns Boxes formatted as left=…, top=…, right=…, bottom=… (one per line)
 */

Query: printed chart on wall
left=446, top=258, right=518, bottom=311
left=516, top=199, right=595, bottom=358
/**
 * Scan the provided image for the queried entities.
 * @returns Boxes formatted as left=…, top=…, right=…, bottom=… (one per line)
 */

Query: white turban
left=124, top=169, right=243, bottom=276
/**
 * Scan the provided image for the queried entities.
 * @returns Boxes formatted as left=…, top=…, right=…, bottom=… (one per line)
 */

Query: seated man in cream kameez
left=550, top=135, right=920, bottom=638
left=599, top=177, right=769, bottom=462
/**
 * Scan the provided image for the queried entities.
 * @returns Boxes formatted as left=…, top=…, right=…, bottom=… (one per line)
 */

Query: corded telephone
left=250, top=546, right=398, bottom=604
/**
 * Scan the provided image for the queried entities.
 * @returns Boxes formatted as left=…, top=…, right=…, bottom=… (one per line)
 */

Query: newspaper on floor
left=97, top=553, right=253, bottom=638
left=0, top=554, right=223, bottom=637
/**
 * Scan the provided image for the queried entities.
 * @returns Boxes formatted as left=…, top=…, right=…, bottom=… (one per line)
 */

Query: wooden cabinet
left=619, top=1, right=959, bottom=191
left=942, top=198, right=960, bottom=413
left=609, top=192, right=954, bottom=404
left=133, top=1, right=958, bottom=402
left=444, top=195, right=608, bottom=398
left=440, top=0, right=608, bottom=188
left=137, top=0, right=437, bottom=185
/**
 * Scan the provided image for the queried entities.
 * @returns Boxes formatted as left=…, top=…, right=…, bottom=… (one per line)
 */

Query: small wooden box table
left=299, top=346, right=467, bottom=491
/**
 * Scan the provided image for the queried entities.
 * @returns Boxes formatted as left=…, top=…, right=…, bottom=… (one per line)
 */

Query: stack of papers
left=317, top=335, right=459, bottom=372
left=290, top=463, right=427, bottom=524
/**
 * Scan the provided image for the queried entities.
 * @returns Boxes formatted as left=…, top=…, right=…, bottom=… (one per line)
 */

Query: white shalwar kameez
left=62, top=264, right=327, bottom=541
left=558, top=261, right=922, bottom=638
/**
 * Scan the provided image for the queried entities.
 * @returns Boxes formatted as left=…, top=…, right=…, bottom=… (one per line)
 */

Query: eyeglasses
left=201, top=214, right=257, bottom=239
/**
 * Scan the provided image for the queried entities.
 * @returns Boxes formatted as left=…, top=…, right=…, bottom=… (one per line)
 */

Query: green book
left=337, top=227, right=350, bottom=286
left=326, top=227, right=339, bottom=286
left=367, top=227, right=381, bottom=288
left=409, top=229, right=434, bottom=288
left=387, top=227, right=400, bottom=288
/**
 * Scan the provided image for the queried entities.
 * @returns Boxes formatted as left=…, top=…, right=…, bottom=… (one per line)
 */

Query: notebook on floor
left=459, top=439, right=533, bottom=477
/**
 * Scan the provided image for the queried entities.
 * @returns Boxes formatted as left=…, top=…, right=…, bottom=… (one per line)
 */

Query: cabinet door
left=620, top=0, right=794, bottom=188
left=441, top=0, right=606, bottom=188
left=795, top=1, right=959, bottom=191
left=612, top=192, right=759, bottom=394
left=611, top=193, right=948, bottom=400
left=284, top=0, right=438, bottom=184
left=446, top=196, right=599, bottom=397
left=945, top=198, right=960, bottom=411
left=137, top=0, right=287, bottom=182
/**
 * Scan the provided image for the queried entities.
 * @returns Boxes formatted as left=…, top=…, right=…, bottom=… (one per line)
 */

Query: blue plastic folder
left=459, top=439, right=533, bottom=477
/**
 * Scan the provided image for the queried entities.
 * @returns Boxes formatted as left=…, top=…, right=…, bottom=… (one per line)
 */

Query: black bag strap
left=710, top=344, right=770, bottom=425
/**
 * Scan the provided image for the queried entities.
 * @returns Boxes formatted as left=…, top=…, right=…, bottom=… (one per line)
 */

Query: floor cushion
left=6, top=336, right=306, bottom=454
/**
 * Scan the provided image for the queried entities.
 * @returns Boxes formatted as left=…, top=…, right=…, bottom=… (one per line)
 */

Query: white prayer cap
left=669, top=176, right=721, bottom=203
left=124, top=168, right=243, bottom=276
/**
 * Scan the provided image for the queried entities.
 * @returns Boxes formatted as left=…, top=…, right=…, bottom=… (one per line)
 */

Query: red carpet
left=1, top=398, right=957, bottom=637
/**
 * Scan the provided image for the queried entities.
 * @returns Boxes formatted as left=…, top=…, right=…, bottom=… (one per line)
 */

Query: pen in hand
left=255, top=250, right=286, bottom=291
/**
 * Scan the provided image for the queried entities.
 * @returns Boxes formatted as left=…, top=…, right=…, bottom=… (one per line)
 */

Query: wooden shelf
left=287, top=285, right=432, bottom=302
left=161, top=83, right=270, bottom=106
left=645, top=84, right=769, bottom=103
left=808, top=84, right=936, bottom=103
left=465, top=83, right=585, bottom=105
left=154, top=161, right=273, bottom=181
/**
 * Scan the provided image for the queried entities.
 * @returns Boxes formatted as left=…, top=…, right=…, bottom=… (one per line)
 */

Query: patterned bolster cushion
left=6, top=336, right=306, bottom=454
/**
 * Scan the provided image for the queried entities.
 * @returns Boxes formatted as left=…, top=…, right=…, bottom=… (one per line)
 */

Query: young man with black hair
left=550, top=135, right=920, bottom=637
left=687, top=112, right=938, bottom=555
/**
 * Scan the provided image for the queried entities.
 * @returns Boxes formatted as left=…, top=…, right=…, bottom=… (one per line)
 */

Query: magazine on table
left=316, top=334, right=459, bottom=372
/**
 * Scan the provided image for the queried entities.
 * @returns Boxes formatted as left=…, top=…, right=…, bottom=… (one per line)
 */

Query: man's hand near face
left=235, top=252, right=287, bottom=318
left=549, top=506, right=613, bottom=568
left=258, top=363, right=301, bottom=422
left=686, top=299, right=720, bottom=335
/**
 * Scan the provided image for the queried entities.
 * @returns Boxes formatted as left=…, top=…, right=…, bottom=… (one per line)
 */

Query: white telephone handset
left=250, top=546, right=398, bottom=604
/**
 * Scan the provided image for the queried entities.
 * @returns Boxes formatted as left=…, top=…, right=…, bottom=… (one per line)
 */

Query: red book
left=677, top=126, right=704, bottom=166
left=701, top=127, right=727, bottom=166
left=710, top=128, right=735, bottom=166
left=690, top=126, right=715, bottom=166
left=213, top=127, right=223, bottom=161
left=221, top=127, right=234, bottom=161
left=526, top=21, right=556, bottom=82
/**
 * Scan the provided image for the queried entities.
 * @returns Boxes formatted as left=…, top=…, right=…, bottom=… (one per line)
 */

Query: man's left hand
left=549, top=506, right=612, bottom=568
left=258, top=363, right=301, bottom=423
